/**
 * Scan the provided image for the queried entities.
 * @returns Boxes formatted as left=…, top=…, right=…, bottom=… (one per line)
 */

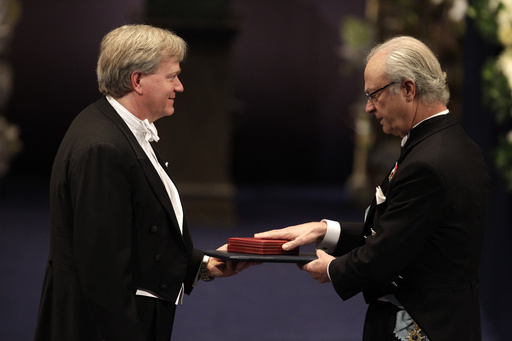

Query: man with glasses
left=365, top=81, right=396, bottom=103
left=256, top=36, right=489, bottom=340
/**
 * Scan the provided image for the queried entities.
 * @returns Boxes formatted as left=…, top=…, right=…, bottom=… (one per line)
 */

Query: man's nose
left=365, top=100, right=375, bottom=114
left=175, top=77, right=184, bottom=92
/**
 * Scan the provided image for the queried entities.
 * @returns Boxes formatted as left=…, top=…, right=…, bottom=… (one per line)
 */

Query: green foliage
left=472, top=0, right=512, bottom=191
left=493, top=134, right=512, bottom=191
left=481, top=59, right=512, bottom=123
left=468, top=0, right=502, bottom=44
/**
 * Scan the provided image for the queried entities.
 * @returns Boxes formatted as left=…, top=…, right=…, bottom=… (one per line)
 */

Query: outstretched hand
left=207, top=244, right=260, bottom=278
left=299, top=249, right=335, bottom=284
left=254, top=221, right=328, bottom=251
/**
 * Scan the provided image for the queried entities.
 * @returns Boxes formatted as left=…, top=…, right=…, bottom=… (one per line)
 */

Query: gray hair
left=366, top=36, right=449, bottom=105
left=97, top=24, right=188, bottom=98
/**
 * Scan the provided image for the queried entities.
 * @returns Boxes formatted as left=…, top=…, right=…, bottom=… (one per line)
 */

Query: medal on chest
left=408, top=322, right=426, bottom=340
left=388, top=162, right=398, bottom=182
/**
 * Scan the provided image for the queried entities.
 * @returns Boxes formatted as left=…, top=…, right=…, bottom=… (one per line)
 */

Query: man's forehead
left=364, top=63, right=386, bottom=91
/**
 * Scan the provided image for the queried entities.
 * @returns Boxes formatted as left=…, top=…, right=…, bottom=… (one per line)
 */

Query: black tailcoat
left=35, top=97, right=203, bottom=340
left=330, top=113, right=489, bottom=340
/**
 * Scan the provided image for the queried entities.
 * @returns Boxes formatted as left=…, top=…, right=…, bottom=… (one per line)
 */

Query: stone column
left=146, top=0, right=238, bottom=225
left=0, top=0, right=22, bottom=179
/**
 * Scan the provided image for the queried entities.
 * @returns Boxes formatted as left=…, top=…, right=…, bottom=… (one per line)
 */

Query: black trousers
left=136, top=296, right=177, bottom=341
left=362, top=300, right=401, bottom=341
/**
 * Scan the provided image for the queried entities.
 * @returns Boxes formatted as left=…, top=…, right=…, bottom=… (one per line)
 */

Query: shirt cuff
left=327, top=259, right=335, bottom=281
left=193, top=255, right=210, bottom=287
left=316, top=219, right=341, bottom=254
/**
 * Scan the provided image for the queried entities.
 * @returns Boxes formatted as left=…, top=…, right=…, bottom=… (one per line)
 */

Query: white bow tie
left=141, top=119, right=160, bottom=142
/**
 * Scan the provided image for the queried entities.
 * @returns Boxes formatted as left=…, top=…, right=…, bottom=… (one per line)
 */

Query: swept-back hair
left=97, top=24, right=187, bottom=98
left=366, top=36, right=449, bottom=105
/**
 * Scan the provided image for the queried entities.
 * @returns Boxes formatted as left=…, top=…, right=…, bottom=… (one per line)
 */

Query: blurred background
left=0, top=0, right=511, bottom=340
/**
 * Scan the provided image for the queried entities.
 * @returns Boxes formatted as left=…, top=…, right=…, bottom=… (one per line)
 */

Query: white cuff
left=193, top=255, right=211, bottom=287
left=327, top=259, right=334, bottom=281
left=316, top=219, right=340, bottom=254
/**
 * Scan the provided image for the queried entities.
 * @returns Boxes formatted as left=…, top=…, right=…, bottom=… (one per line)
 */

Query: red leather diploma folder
left=227, top=237, right=299, bottom=255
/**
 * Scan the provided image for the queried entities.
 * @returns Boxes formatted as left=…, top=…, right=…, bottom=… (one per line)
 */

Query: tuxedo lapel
left=137, top=157, right=183, bottom=233
left=152, top=148, right=194, bottom=253
left=360, top=113, right=459, bottom=245
left=401, top=113, right=458, bottom=162
left=151, top=145, right=175, bottom=182
left=94, top=97, right=187, bottom=245
left=361, top=169, right=391, bottom=244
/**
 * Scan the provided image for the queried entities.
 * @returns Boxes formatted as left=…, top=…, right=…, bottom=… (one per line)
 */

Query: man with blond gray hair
left=256, top=36, right=489, bottom=340
left=35, top=24, right=250, bottom=341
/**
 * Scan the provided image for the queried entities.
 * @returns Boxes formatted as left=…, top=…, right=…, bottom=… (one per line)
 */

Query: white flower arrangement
left=497, top=47, right=512, bottom=95
left=497, top=1, right=512, bottom=99
left=430, top=0, right=469, bottom=22
left=497, top=4, right=512, bottom=45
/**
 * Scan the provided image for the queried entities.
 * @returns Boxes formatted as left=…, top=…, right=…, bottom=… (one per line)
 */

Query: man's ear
left=403, top=79, right=416, bottom=102
left=131, top=71, right=144, bottom=95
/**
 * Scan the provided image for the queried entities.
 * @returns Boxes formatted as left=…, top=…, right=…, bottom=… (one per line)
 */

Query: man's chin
left=164, top=108, right=176, bottom=117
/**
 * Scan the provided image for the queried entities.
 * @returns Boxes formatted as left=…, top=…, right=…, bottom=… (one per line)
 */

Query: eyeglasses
left=365, top=82, right=397, bottom=103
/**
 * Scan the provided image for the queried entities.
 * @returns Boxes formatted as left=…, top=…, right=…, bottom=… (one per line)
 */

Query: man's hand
left=299, top=249, right=335, bottom=284
left=207, top=244, right=260, bottom=278
left=254, top=221, right=328, bottom=251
